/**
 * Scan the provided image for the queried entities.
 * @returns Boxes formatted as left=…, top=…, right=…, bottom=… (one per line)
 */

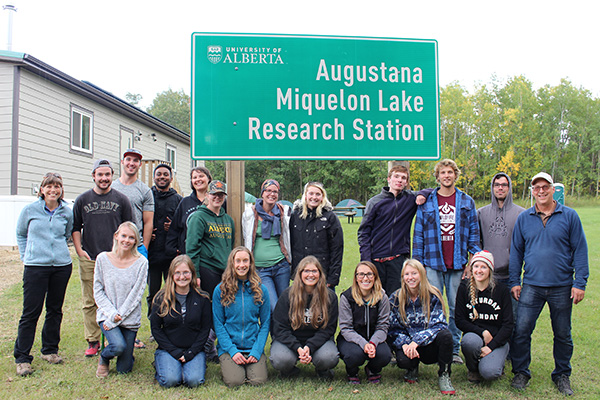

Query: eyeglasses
left=302, top=269, right=319, bottom=275
left=532, top=184, right=552, bottom=193
left=493, top=183, right=509, bottom=188
left=174, top=271, right=191, bottom=277
left=264, top=189, right=279, bottom=195
left=355, top=272, right=374, bottom=279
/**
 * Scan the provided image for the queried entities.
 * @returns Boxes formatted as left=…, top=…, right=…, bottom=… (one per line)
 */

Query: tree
left=146, top=89, right=191, bottom=134
left=125, top=92, right=142, bottom=106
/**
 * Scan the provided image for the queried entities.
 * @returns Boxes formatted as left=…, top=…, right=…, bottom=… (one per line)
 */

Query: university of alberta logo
left=207, top=45, right=222, bottom=64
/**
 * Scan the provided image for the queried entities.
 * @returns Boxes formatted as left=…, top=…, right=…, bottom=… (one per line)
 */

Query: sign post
left=191, top=33, right=440, bottom=160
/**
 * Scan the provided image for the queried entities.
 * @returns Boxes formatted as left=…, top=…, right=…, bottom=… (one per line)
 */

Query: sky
left=2, top=0, right=599, bottom=109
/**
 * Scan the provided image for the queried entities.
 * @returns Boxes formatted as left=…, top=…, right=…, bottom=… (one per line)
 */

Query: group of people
left=13, top=155, right=588, bottom=397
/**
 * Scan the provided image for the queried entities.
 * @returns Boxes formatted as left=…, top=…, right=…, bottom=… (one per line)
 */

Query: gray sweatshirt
left=477, top=173, right=525, bottom=280
left=94, top=252, right=148, bottom=330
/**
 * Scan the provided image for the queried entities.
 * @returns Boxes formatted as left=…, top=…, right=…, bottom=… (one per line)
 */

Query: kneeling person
left=150, top=255, right=212, bottom=388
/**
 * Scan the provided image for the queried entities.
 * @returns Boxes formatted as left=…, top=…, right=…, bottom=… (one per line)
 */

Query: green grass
left=1, top=207, right=599, bottom=399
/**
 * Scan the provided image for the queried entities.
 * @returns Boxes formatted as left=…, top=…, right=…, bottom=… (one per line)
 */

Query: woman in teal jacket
left=212, top=247, right=270, bottom=387
left=14, top=173, right=73, bottom=376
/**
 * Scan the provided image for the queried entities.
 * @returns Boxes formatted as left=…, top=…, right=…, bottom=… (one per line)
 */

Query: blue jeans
left=497, top=277, right=518, bottom=361
left=270, top=339, right=339, bottom=374
left=99, top=324, right=137, bottom=374
left=257, top=260, right=290, bottom=312
left=425, top=267, right=462, bottom=355
left=461, top=332, right=509, bottom=380
left=511, top=284, right=573, bottom=380
left=154, top=349, right=206, bottom=387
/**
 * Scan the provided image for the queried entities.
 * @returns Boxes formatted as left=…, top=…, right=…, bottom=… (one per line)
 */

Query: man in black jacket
left=357, top=165, right=428, bottom=295
left=147, top=164, right=182, bottom=314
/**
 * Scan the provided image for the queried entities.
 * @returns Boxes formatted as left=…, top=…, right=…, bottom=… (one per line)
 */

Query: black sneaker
left=316, top=368, right=334, bottom=380
left=553, top=374, right=574, bottom=396
left=511, top=373, right=530, bottom=390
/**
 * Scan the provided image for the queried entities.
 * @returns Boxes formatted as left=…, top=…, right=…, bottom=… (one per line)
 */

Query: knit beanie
left=470, top=250, right=495, bottom=271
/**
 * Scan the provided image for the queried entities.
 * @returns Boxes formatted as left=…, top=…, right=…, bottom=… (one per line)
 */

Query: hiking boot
left=439, top=371, right=456, bottom=395
left=41, top=353, right=63, bottom=364
left=365, top=366, right=381, bottom=384
left=96, top=359, right=109, bottom=378
left=404, top=367, right=419, bottom=383
left=16, top=363, right=33, bottom=377
left=511, top=373, right=530, bottom=390
left=553, top=374, right=574, bottom=396
left=347, top=375, right=360, bottom=384
left=281, top=366, right=300, bottom=378
left=452, top=354, right=463, bottom=364
left=85, top=341, right=100, bottom=357
left=467, top=370, right=481, bottom=384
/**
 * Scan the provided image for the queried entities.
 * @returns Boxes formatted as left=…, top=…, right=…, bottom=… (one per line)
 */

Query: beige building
left=0, top=50, right=191, bottom=246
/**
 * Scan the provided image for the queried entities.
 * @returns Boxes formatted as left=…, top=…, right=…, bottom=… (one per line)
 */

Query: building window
left=71, top=105, right=93, bottom=153
left=166, top=143, right=177, bottom=171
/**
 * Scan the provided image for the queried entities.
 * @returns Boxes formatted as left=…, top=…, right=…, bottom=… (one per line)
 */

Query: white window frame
left=70, top=105, right=93, bottom=154
left=166, top=143, right=177, bottom=172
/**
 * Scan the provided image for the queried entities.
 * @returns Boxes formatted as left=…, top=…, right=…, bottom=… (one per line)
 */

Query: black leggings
left=395, top=328, right=453, bottom=376
left=199, top=266, right=223, bottom=299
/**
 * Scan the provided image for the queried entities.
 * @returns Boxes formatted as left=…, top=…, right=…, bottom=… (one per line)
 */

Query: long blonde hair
left=111, top=221, right=141, bottom=257
left=394, top=259, right=446, bottom=325
left=299, top=182, right=331, bottom=219
left=154, top=255, right=209, bottom=318
left=468, top=262, right=495, bottom=320
left=289, top=256, right=330, bottom=330
left=219, top=247, right=263, bottom=307
left=351, top=261, right=383, bottom=306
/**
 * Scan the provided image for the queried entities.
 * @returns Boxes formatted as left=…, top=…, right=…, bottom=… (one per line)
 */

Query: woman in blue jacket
left=213, top=247, right=270, bottom=387
left=151, top=255, right=212, bottom=387
left=14, top=173, right=73, bottom=377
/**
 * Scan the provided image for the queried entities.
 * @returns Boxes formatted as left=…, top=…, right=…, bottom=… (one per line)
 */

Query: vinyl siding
left=0, top=64, right=14, bottom=195
left=15, top=69, right=190, bottom=199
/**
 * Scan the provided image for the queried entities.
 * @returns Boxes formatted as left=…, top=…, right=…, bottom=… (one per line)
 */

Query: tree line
left=140, top=77, right=600, bottom=205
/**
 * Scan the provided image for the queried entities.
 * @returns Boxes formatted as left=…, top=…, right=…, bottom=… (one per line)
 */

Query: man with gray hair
left=509, top=172, right=588, bottom=396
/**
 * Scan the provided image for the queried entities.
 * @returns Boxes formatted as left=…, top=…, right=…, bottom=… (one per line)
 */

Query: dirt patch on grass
left=0, top=249, right=23, bottom=293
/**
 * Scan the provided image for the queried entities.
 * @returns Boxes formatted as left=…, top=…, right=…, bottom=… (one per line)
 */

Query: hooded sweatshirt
left=149, top=186, right=182, bottom=262
left=185, top=204, right=234, bottom=275
left=477, top=173, right=525, bottom=280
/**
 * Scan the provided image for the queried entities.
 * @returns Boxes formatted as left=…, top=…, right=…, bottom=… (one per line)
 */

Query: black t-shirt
left=72, top=188, right=133, bottom=260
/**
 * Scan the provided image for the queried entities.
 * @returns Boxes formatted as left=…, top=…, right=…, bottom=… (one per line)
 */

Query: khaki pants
left=79, top=257, right=100, bottom=342
left=219, top=353, right=268, bottom=387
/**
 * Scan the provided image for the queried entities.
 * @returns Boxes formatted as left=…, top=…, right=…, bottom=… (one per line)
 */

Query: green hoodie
left=186, top=205, right=234, bottom=275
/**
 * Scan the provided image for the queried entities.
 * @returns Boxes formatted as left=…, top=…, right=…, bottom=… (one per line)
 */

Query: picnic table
left=333, top=206, right=364, bottom=223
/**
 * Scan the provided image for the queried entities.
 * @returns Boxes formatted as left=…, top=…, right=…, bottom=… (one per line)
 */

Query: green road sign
left=191, top=33, right=439, bottom=160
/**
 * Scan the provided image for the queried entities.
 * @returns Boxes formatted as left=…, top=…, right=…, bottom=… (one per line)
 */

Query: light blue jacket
left=213, top=281, right=270, bottom=361
left=16, top=198, right=73, bottom=266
